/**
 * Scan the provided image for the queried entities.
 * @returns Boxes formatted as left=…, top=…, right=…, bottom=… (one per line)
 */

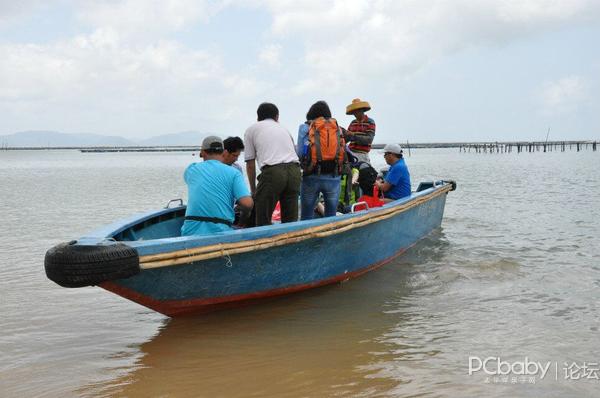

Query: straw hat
left=346, top=98, right=371, bottom=115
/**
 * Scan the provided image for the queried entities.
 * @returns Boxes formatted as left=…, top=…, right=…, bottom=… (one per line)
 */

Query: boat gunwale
left=139, top=184, right=452, bottom=269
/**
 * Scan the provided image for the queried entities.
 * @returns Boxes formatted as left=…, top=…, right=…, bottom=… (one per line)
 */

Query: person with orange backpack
left=297, top=101, right=346, bottom=220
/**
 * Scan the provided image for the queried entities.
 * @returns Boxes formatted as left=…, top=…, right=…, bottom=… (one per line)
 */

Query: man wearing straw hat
left=345, top=98, right=376, bottom=164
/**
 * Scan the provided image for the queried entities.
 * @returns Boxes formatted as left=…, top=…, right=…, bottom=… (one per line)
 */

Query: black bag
left=357, top=163, right=378, bottom=196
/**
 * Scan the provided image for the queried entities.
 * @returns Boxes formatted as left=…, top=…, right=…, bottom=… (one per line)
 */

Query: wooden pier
left=80, top=146, right=199, bottom=153
left=0, top=146, right=200, bottom=152
left=456, top=140, right=597, bottom=154
left=373, top=140, right=597, bottom=154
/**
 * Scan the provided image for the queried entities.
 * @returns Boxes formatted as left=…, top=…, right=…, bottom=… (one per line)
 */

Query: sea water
left=0, top=148, right=599, bottom=397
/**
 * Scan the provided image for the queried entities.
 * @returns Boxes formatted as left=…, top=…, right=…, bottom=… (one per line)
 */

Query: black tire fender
left=444, top=180, right=457, bottom=191
left=45, top=241, right=140, bottom=288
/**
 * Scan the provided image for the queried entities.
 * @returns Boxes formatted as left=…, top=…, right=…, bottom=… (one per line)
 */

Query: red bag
left=271, top=201, right=281, bottom=222
left=356, top=185, right=384, bottom=211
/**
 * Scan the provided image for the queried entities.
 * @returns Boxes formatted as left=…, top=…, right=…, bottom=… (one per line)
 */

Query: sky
left=1, top=0, right=599, bottom=143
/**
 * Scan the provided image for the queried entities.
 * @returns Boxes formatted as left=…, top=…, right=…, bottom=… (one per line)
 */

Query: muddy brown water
left=1, top=149, right=599, bottom=397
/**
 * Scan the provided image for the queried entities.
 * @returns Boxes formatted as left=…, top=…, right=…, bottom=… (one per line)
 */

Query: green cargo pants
left=255, top=162, right=301, bottom=226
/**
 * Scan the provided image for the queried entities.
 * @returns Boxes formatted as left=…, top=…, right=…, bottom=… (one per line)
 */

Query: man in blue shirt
left=181, top=136, right=253, bottom=236
left=376, top=143, right=411, bottom=202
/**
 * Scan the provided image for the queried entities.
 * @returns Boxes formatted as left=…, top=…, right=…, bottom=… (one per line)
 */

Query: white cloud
left=258, top=0, right=600, bottom=93
left=267, top=0, right=368, bottom=35
left=0, top=0, right=272, bottom=135
left=2, top=0, right=600, bottom=137
left=258, top=44, right=282, bottom=68
left=0, top=1, right=45, bottom=22
left=75, top=0, right=228, bottom=40
left=0, top=28, right=263, bottom=134
left=0, top=36, right=208, bottom=99
left=539, top=76, right=587, bottom=113
left=496, top=0, right=592, bottom=22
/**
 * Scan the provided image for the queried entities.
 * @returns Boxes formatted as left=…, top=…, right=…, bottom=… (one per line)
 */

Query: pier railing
left=372, top=141, right=597, bottom=153
left=456, top=141, right=597, bottom=153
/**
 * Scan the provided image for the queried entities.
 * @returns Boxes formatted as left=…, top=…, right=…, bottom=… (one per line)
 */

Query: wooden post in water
left=457, top=140, right=594, bottom=154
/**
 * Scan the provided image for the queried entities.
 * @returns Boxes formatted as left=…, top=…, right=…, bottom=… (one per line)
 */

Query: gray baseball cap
left=383, top=143, right=403, bottom=155
left=201, top=136, right=224, bottom=151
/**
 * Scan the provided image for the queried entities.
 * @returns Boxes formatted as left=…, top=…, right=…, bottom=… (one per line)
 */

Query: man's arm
left=238, top=195, right=253, bottom=210
left=346, top=119, right=375, bottom=145
left=376, top=179, right=392, bottom=193
left=341, top=127, right=353, bottom=140
left=243, top=127, right=257, bottom=194
left=297, top=124, right=308, bottom=157
left=246, top=159, right=257, bottom=195
left=351, top=131, right=375, bottom=146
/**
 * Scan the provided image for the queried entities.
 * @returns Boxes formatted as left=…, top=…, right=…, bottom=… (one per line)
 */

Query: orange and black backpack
left=303, top=117, right=346, bottom=175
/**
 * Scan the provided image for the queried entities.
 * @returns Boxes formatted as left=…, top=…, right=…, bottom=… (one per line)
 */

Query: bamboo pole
left=139, top=185, right=452, bottom=269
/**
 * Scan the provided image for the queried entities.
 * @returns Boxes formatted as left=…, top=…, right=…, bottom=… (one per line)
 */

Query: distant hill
left=0, top=131, right=135, bottom=147
left=0, top=130, right=223, bottom=147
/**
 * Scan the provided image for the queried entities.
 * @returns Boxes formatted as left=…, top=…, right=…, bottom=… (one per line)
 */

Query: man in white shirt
left=244, top=103, right=301, bottom=226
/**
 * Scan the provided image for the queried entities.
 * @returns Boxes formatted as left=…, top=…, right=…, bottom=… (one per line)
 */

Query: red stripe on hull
left=100, top=246, right=409, bottom=317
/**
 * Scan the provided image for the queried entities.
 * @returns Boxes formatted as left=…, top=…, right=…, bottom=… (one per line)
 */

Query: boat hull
left=100, top=185, right=450, bottom=316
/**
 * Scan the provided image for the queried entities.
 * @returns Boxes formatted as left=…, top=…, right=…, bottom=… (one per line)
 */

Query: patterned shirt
left=346, top=115, right=376, bottom=153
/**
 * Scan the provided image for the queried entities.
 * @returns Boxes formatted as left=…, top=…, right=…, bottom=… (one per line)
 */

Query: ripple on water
left=2, top=149, right=600, bottom=398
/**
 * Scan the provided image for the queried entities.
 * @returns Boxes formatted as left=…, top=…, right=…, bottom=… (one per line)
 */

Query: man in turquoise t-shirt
left=376, top=143, right=411, bottom=202
left=181, top=136, right=253, bottom=236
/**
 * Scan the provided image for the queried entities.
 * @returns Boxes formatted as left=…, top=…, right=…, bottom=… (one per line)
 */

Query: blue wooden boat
left=45, top=181, right=455, bottom=317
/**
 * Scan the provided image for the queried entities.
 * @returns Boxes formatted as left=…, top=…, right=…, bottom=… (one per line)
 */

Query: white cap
left=383, top=143, right=403, bottom=155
